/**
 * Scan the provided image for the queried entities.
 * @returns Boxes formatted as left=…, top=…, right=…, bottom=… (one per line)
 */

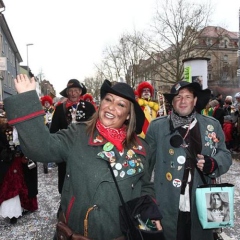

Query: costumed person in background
left=4, top=75, right=163, bottom=239
left=136, top=82, right=159, bottom=138
left=50, top=79, right=96, bottom=197
left=0, top=109, right=38, bottom=224
left=82, top=93, right=98, bottom=110
left=40, top=95, right=55, bottom=174
left=201, top=100, right=213, bottom=116
left=41, top=95, right=55, bottom=128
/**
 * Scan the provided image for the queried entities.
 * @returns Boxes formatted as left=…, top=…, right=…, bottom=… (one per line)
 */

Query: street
left=0, top=157, right=239, bottom=240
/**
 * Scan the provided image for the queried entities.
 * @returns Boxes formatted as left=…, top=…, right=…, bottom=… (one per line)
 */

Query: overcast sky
left=3, top=0, right=240, bottom=96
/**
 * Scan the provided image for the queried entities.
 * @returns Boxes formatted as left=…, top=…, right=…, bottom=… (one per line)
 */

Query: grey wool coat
left=4, top=91, right=155, bottom=240
left=145, top=113, right=232, bottom=240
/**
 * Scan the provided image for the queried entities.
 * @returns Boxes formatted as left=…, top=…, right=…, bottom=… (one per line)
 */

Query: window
left=8, top=72, right=11, bottom=87
left=223, top=55, right=228, bottom=62
left=12, top=53, right=15, bottom=67
left=224, top=40, right=228, bottom=48
left=208, top=73, right=211, bottom=80
left=207, top=38, right=212, bottom=46
left=5, top=42, right=8, bottom=58
left=0, top=34, right=3, bottom=53
left=11, top=75, right=14, bottom=88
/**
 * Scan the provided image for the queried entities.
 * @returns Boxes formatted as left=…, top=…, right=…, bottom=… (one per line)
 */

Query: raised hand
left=14, top=74, right=36, bottom=94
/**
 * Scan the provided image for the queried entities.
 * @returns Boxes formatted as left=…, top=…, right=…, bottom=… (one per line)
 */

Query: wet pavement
left=0, top=157, right=239, bottom=240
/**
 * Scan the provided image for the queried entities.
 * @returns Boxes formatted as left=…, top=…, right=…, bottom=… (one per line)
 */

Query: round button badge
left=103, top=142, right=114, bottom=151
left=177, top=156, right=186, bottom=165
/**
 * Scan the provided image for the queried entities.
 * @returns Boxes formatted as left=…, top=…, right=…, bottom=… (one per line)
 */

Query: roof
left=199, top=26, right=238, bottom=39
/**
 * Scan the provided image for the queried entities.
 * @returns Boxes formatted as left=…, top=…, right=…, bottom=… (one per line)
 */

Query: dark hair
left=86, top=100, right=137, bottom=149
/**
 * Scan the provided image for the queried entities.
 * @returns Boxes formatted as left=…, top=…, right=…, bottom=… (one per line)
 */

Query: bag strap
left=107, top=162, right=138, bottom=240
left=107, top=161, right=126, bottom=206
left=183, top=146, right=208, bottom=185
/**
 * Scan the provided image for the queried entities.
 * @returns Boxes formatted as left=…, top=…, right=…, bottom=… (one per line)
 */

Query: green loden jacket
left=4, top=90, right=155, bottom=240
left=146, top=114, right=232, bottom=240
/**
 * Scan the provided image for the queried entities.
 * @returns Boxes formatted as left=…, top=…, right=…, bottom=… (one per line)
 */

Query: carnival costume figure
left=136, top=82, right=159, bottom=138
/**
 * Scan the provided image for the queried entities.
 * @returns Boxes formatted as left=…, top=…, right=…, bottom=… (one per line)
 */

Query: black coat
left=50, top=100, right=95, bottom=193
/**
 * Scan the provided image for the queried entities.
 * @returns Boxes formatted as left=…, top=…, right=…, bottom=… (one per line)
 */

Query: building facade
left=134, top=26, right=239, bottom=99
left=0, top=5, right=23, bottom=100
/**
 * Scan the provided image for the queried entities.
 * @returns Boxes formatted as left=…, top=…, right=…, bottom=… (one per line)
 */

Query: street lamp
left=26, top=43, right=34, bottom=75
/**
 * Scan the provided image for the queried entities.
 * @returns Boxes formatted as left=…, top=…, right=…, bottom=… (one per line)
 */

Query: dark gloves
left=203, top=155, right=218, bottom=174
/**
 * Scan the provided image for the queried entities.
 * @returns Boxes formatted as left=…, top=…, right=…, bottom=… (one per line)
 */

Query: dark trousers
left=177, top=211, right=191, bottom=240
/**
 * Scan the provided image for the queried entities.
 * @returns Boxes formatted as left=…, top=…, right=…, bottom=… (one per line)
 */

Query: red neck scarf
left=65, top=97, right=82, bottom=108
left=96, top=119, right=127, bottom=152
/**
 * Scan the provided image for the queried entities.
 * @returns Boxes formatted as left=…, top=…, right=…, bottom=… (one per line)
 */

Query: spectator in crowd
left=40, top=95, right=55, bottom=173
left=146, top=81, right=232, bottom=240
left=223, top=115, right=234, bottom=150
left=232, top=92, right=240, bottom=152
left=215, top=93, right=224, bottom=107
left=223, top=96, right=235, bottom=117
left=82, top=93, right=98, bottom=110
left=0, top=110, right=38, bottom=224
left=4, top=74, right=162, bottom=239
left=50, top=79, right=96, bottom=195
left=233, top=92, right=240, bottom=108
left=209, top=100, right=225, bottom=127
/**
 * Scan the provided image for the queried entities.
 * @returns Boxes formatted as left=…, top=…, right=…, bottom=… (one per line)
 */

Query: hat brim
left=100, top=80, right=144, bottom=134
left=164, top=82, right=211, bottom=112
left=60, top=85, right=87, bottom=98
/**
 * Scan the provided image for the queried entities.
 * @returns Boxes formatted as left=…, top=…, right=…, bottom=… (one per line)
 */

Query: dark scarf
left=96, top=119, right=127, bottom=152
left=170, top=109, right=196, bottom=132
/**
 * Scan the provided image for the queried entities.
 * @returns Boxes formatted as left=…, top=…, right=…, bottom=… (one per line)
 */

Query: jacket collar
left=88, top=129, right=146, bottom=156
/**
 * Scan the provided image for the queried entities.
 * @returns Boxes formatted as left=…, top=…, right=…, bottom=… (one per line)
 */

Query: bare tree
left=136, top=0, right=213, bottom=86
left=94, top=31, right=149, bottom=88
left=84, top=70, right=105, bottom=103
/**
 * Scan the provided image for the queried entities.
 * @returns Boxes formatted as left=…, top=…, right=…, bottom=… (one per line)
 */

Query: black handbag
left=107, top=162, right=165, bottom=240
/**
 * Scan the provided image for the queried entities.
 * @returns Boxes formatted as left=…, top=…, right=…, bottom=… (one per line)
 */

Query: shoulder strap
left=183, top=147, right=207, bottom=185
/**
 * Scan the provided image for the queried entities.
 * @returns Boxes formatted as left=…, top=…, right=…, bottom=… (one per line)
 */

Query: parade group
left=0, top=75, right=236, bottom=240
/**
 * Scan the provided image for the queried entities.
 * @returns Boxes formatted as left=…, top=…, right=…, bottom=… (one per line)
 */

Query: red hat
left=83, top=93, right=93, bottom=102
left=40, top=95, right=53, bottom=106
left=137, top=82, right=154, bottom=97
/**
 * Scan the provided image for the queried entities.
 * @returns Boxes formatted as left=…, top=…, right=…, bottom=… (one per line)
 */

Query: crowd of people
left=202, top=93, right=240, bottom=153
left=0, top=74, right=234, bottom=240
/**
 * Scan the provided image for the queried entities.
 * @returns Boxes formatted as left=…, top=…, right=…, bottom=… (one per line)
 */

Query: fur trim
left=137, top=82, right=154, bottom=97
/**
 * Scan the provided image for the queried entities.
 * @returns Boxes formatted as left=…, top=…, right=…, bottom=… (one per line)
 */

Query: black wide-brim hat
left=60, top=79, right=87, bottom=97
left=164, top=81, right=211, bottom=111
left=100, top=80, right=144, bottom=134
